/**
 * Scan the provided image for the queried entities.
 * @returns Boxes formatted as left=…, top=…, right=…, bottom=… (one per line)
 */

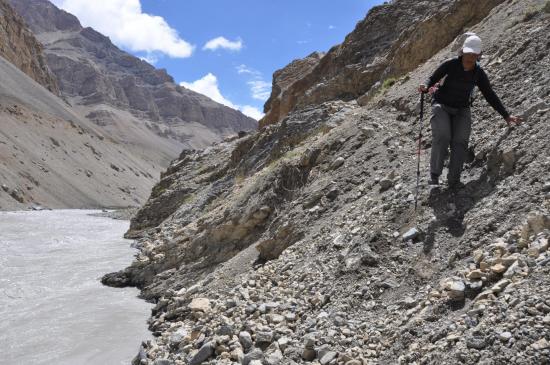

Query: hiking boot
left=429, top=173, right=439, bottom=186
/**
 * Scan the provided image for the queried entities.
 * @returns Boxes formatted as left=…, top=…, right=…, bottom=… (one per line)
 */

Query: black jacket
left=425, top=57, right=509, bottom=119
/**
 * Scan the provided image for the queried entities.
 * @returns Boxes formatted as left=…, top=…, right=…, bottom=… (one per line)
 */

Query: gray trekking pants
left=430, top=103, right=472, bottom=183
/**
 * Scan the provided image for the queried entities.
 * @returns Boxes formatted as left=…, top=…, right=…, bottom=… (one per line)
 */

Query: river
left=0, top=210, right=151, bottom=365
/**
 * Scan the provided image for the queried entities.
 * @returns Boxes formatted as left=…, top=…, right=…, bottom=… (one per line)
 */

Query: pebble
left=402, top=227, right=421, bottom=242
left=188, top=342, right=214, bottom=365
left=499, top=331, right=513, bottom=342
left=189, top=298, right=210, bottom=312
left=443, top=279, right=465, bottom=300
left=320, top=351, right=338, bottom=365
left=239, top=331, right=253, bottom=350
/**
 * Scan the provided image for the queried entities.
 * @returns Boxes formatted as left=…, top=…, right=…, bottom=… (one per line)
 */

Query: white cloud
left=236, top=65, right=272, bottom=102
left=248, top=80, right=271, bottom=101
left=236, top=64, right=259, bottom=76
left=181, top=73, right=234, bottom=107
left=240, top=106, right=264, bottom=120
left=180, top=74, right=264, bottom=120
left=51, top=0, right=194, bottom=58
left=328, top=25, right=336, bottom=30
left=203, top=37, right=243, bottom=52
left=139, top=53, right=159, bottom=65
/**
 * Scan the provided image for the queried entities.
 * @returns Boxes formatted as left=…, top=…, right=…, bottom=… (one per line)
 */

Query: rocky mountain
left=0, top=0, right=182, bottom=209
left=0, top=49, right=184, bottom=209
left=260, top=0, right=506, bottom=127
left=0, top=0, right=59, bottom=94
left=101, top=0, right=550, bottom=364
left=0, top=0, right=258, bottom=210
left=9, top=0, right=257, bottom=143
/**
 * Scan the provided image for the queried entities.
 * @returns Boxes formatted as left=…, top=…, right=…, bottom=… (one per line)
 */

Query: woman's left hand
left=505, top=115, right=523, bottom=125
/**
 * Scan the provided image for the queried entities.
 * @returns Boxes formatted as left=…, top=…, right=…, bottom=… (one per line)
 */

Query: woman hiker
left=418, top=34, right=522, bottom=188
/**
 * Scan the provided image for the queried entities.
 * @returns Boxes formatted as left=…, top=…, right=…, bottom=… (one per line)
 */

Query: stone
left=345, top=361, right=362, bottom=365
left=302, top=348, right=316, bottom=361
left=267, top=313, right=285, bottom=324
left=491, top=279, right=511, bottom=293
left=264, top=342, right=283, bottom=365
left=402, top=227, right=421, bottom=242
left=330, top=157, right=345, bottom=170
left=9, top=188, right=25, bottom=203
left=255, top=330, right=274, bottom=344
left=153, top=360, right=172, bottom=365
left=499, top=332, right=513, bottom=342
left=531, top=338, right=550, bottom=350
left=231, top=348, right=244, bottom=362
left=189, top=298, right=211, bottom=312
left=474, top=290, right=495, bottom=302
left=402, top=296, right=418, bottom=309
left=479, top=261, right=490, bottom=271
left=285, top=313, right=297, bottom=322
left=239, top=331, right=254, bottom=350
left=360, top=126, right=376, bottom=138
left=277, top=337, right=290, bottom=352
left=473, top=249, right=485, bottom=263
left=501, top=254, right=520, bottom=267
left=490, top=263, right=506, bottom=274
left=503, top=261, right=524, bottom=279
left=531, top=237, right=549, bottom=253
left=243, top=348, right=264, bottom=365
left=527, top=247, right=540, bottom=258
left=443, top=279, right=465, bottom=300
left=304, top=334, right=316, bottom=348
left=217, top=324, right=234, bottom=336
left=466, top=336, right=486, bottom=350
left=188, top=342, right=215, bottom=365
left=169, top=328, right=188, bottom=347
left=467, top=270, right=483, bottom=280
left=521, top=213, right=550, bottom=244
left=468, top=280, right=483, bottom=291
left=379, top=178, right=394, bottom=192
left=320, top=351, right=338, bottom=365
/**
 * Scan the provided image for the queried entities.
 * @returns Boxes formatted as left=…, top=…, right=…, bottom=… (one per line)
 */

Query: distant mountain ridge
left=0, top=0, right=256, bottom=210
left=9, top=0, right=257, bottom=137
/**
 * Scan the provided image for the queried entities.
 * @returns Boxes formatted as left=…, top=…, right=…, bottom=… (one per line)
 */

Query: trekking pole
left=414, top=92, right=425, bottom=212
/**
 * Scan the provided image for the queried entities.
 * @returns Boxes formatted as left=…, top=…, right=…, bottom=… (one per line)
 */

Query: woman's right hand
left=418, top=84, right=428, bottom=93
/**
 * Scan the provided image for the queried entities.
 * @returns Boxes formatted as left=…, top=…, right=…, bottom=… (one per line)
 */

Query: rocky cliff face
left=260, top=0, right=506, bottom=127
left=0, top=0, right=59, bottom=94
left=9, top=0, right=256, bottom=136
left=103, top=0, right=549, bottom=364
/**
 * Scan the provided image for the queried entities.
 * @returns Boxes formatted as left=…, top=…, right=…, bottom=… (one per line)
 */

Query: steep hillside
left=260, top=0, right=506, bottom=127
left=103, top=0, right=549, bottom=364
left=0, top=0, right=258, bottom=210
left=9, top=0, right=257, bottom=145
left=0, top=54, right=182, bottom=210
left=0, top=0, right=59, bottom=94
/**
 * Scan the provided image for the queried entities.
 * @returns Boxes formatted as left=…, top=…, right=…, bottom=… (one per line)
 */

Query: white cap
left=462, top=35, right=482, bottom=54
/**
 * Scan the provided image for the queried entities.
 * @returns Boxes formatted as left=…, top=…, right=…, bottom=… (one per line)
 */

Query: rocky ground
left=102, top=0, right=550, bottom=364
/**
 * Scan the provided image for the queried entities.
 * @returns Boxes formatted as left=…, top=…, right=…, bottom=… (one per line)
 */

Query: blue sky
left=52, top=0, right=383, bottom=119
